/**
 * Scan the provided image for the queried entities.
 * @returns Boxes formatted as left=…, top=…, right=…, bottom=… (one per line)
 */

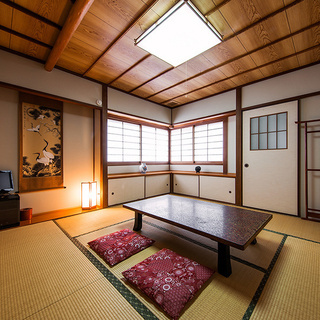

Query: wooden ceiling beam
left=0, top=25, right=53, bottom=49
left=82, top=0, right=161, bottom=77
left=44, top=0, right=94, bottom=72
left=161, top=44, right=320, bottom=105
left=0, top=0, right=62, bottom=30
left=145, top=0, right=307, bottom=99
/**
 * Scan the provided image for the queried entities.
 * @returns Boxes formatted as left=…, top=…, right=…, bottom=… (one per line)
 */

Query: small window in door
left=250, top=112, right=287, bottom=150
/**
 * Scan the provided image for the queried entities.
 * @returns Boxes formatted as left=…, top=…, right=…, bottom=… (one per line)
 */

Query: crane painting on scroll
left=19, top=93, right=63, bottom=192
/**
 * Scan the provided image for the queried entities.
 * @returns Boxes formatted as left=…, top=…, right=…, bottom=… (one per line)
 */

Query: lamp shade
left=81, top=181, right=97, bottom=209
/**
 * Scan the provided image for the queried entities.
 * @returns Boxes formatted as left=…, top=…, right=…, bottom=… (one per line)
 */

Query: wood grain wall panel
left=292, top=26, right=320, bottom=52
left=175, top=56, right=215, bottom=78
left=259, top=55, right=300, bottom=77
left=249, top=38, right=296, bottom=66
left=111, top=56, right=170, bottom=91
left=131, top=84, right=160, bottom=98
left=164, top=95, right=191, bottom=107
left=107, top=35, right=148, bottom=66
left=125, top=6, right=161, bottom=40
left=229, top=68, right=265, bottom=86
left=218, top=55, right=258, bottom=78
left=150, top=88, right=189, bottom=104
left=58, top=38, right=102, bottom=73
left=89, top=0, right=149, bottom=33
left=157, top=80, right=207, bottom=103
left=12, top=11, right=59, bottom=46
left=207, top=78, right=237, bottom=93
left=285, top=0, right=320, bottom=32
left=143, top=69, right=188, bottom=95
left=130, top=55, right=171, bottom=77
left=9, top=35, right=50, bottom=60
left=194, top=69, right=227, bottom=87
left=296, top=46, right=320, bottom=66
left=14, top=0, right=72, bottom=26
left=86, top=54, right=132, bottom=83
left=0, top=3, right=13, bottom=28
left=0, top=30, right=10, bottom=47
left=203, top=38, right=247, bottom=66
left=206, top=10, right=233, bottom=39
left=237, top=13, right=291, bottom=51
left=72, top=13, right=120, bottom=51
left=220, top=0, right=285, bottom=33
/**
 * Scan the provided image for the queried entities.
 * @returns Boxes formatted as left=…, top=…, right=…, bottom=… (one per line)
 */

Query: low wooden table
left=123, top=195, right=272, bottom=277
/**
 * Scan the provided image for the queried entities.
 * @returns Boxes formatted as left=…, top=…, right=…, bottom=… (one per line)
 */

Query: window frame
left=170, top=113, right=231, bottom=172
left=107, top=112, right=170, bottom=166
left=250, top=111, right=288, bottom=151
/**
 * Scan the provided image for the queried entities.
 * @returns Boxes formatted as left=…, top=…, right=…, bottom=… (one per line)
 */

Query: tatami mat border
left=265, top=228, right=320, bottom=245
left=73, top=218, right=135, bottom=239
left=53, top=220, right=158, bottom=320
left=53, top=216, right=319, bottom=320
left=242, top=235, right=288, bottom=320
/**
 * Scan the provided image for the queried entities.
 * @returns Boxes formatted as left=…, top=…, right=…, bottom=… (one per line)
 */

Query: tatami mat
left=250, top=237, right=320, bottom=320
left=0, top=221, right=101, bottom=319
left=77, top=218, right=271, bottom=320
left=1, top=205, right=319, bottom=320
left=56, top=206, right=135, bottom=237
left=266, top=213, right=320, bottom=242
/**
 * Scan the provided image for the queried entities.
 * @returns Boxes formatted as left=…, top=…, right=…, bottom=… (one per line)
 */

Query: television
left=0, top=170, right=14, bottom=193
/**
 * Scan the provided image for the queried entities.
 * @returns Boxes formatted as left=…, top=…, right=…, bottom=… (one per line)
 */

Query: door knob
left=244, top=163, right=249, bottom=168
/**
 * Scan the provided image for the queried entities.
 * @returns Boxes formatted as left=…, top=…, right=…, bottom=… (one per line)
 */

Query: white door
left=242, top=101, right=298, bottom=215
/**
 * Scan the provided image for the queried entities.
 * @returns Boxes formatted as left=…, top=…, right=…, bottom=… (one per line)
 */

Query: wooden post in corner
left=235, top=88, right=242, bottom=206
left=101, top=85, right=108, bottom=208
left=45, top=0, right=94, bottom=71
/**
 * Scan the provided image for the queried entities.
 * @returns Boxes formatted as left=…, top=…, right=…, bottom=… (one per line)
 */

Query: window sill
left=108, top=171, right=236, bottom=179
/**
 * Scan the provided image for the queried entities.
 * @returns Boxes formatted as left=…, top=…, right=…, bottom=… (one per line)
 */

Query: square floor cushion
left=122, top=248, right=214, bottom=319
left=88, top=229, right=154, bottom=266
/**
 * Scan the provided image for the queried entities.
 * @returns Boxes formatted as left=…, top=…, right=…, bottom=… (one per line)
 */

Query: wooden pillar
left=235, top=88, right=242, bottom=206
left=101, top=85, right=108, bottom=208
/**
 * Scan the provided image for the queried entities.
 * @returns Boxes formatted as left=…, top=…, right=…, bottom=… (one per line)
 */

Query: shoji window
left=194, top=122, right=223, bottom=162
left=170, top=127, right=193, bottom=162
left=142, top=126, right=168, bottom=162
left=170, top=120, right=224, bottom=163
left=107, top=119, right=140, bottom=162
left=107, top=117, right=169, bottom=163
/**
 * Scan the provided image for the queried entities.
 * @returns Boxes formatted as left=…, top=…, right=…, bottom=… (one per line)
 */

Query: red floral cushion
left=122, top=248, right=214, bottom=319
left=88, top=229, right=154, bottom=266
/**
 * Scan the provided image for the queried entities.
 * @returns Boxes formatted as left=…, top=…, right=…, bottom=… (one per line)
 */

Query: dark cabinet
left=0, top=193, right=20, bottom=229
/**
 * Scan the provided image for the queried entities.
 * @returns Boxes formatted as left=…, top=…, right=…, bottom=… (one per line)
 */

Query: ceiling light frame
left=135, top=0, right=222, bottom=67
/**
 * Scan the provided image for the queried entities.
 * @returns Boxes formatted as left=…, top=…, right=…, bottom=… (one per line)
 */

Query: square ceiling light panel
left=135, top=0, right=222, bottom=67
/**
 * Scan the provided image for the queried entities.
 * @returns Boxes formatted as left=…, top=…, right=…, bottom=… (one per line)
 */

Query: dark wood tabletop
left=124, top=194, right=272, bottom=250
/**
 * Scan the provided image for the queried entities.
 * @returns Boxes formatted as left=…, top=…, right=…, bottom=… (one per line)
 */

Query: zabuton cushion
left=122, top=248, right=214, bottom=319
left=88, top=229, right=154, bottom=266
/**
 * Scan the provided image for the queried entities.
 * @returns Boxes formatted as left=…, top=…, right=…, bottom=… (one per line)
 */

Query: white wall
left=108, top=87, right=171, bottom=124
left=0, top=50, right=102, bottom=107
left=242, top=64, right=320, bottom=108
left=172, top=89, right=236, bottom=124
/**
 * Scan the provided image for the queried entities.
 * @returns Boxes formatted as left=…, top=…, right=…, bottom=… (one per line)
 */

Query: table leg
left=251, top=238, right=257, bottom=245
left=218, top=243, right=232, bottom=277
left=133, top=212, right=142, bottom=231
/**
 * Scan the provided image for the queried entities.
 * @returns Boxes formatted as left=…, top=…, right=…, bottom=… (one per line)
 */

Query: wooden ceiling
left=1, top=0, right=319, bottom=108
